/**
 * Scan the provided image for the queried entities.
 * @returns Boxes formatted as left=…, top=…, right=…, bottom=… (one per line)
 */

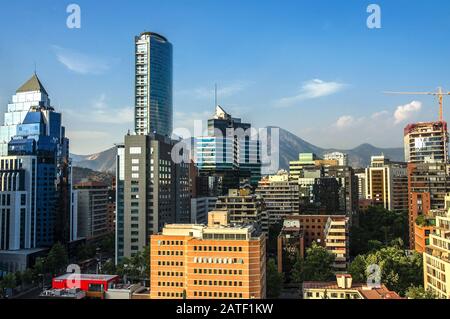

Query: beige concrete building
left=424, top=193, right=450, bottom=298
left=150, top=211, right=266, bottom=299
left=256, top=172, right=300, bottom=224
left=324, top=216, right=349, bottom=270
left=365, top=155, right=408, bottom=212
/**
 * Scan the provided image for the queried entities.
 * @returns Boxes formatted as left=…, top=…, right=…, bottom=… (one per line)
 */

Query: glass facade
left=0, top=74, right=72, bottom=250
left=135, top=32, right=173, bottom=137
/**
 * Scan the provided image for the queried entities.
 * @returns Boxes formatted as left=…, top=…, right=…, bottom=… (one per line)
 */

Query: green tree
left=266, top=259, right=283, bottom=298
left=290, top=253, right=303, bottom=284
left=348, top=255, right=367, bottom=283
left=350, top=207, right=408, bottom=256
left=116, top=246, right=150, bottom=282
left=405, top=286, right=438, bottom=299
left=0, top=273, right=17, bottom=297
left=100, top=260, right=116, bottom=275
left=21, top=269, right=34, bottom=286
left=46, top=242, right=69, bottom=276
left=76, top=243, right=96, bottom=261
left=99, top=234, right=115, bottom=256
left=298, top=242, right=335, bottom=282
left=348, top=244, right=423, bottom=296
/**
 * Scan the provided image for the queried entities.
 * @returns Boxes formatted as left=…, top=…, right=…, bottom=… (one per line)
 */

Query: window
left=130, top=147, right=142, bottom=154
left=132, top=159, right=140, bottom=164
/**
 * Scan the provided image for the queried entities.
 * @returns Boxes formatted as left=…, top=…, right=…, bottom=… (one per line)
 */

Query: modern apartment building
left=74, top=182, right=109, bottom=239
left=354, top=169, right=367, bottom=200
left=149, top=211, right=266, bottom=299
left=404, top=122, right=448, bottom=163
left=135, top=32, right=173, bottom=137
left=277, top=219, right=304, bottom=278
left=115, top=133, right=190, bottom=261
left=423, top=195, right=450, bottom=298
left=255, top=172, right=300, bottom=225
left=365, top=155, right=408, bottom=212
left=324, top=216, right=349, bottom=270
left=408, top=160, right=450, bottom=249
left=278, top=215, right=349, bottom=270
left=289, top=153, right=319, bottom=181
left=215, top=189, right=268, bottom=233
left=324, top=152, right=348, bottom=166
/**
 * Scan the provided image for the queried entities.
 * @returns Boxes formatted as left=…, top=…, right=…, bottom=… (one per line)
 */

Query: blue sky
left=1, top=0, right=450, bottom=154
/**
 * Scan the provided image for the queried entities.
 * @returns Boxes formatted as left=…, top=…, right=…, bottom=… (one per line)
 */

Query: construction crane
left=384, top=87, right=450, bottom=122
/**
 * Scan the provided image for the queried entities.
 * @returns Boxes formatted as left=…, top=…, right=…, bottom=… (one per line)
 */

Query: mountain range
left=71, top=127, right=404, bottom=173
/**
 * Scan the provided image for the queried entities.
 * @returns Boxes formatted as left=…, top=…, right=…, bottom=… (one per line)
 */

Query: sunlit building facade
left=135, top=32, right=173, bottom=137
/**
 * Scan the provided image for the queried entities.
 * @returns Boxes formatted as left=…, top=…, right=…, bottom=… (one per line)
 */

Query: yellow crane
left=384, top=87, right=450, bottom=122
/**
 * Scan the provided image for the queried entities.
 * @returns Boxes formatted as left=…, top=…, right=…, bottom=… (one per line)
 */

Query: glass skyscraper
left=135, top=32, right=173, bottom=137
left=0, top=74, right=74, bottom=254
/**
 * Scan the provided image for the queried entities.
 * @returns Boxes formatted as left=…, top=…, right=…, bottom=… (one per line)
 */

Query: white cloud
left=276, top=79, right=347, bottom=107
left=52, top=45, right=113, bottom=75
left=394, top=101, right=422, bottom=124
left=371, top=110, right=389, bottom=119
left=335, top=115, right=356, bottom=129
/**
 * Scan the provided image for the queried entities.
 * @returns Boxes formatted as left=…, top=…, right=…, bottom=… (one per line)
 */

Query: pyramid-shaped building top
left=16, top=74, right=48, bottom=95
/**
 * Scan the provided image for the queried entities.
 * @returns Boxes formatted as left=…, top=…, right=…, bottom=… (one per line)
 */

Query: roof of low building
left=303, top=281, right=402, bottom=299
left=54, top=274, right=119, bottom=281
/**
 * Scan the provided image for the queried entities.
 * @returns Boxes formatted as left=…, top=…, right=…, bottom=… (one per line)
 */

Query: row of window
left=158, top=250, right=184, bottom=256
left=158, top=281, right=183, bottom=287
left=158, top=271, right=184, bottom=277
left=194, top=291, right=243, bottom=298
left=158, top=261, right=184, bottom=266
left=194, top=280, right=243, bottom=287
left=193, top=246, right=243, bottom=252
left=194, top=268, right=243, bottom=275
left=159, top=240, right=183, bottom=246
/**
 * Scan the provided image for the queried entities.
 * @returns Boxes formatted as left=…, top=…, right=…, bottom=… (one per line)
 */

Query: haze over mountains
left=71, top=127, right=404, bottom=173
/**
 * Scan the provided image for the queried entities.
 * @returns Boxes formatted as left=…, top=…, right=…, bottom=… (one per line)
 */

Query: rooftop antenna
left=34, top=61, right=37, bottom=75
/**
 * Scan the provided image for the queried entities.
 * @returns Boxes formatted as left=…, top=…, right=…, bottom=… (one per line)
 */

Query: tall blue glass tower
left=135, top=32, right=173, bottom=137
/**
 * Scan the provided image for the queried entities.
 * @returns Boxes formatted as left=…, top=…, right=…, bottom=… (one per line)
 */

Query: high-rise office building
left=196, top=106, right=261, bottom=195
left=404, top=122, right=448, bottom=163
left=115, top=133, right=190, bottom=262
left=135, top=32, right=173, bottom=137
left=150, top=211, right=266, bottom=299
left=365, top=155, right=408, bottom=212
left=324, top=165, right=359, bottom=214
left=0, top=74, right=73, bottom=272
left=74, top=182, right=109, bottom=239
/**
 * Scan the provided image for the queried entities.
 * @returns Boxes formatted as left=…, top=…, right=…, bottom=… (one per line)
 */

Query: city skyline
left=2, top=1, right=450, bottom=154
